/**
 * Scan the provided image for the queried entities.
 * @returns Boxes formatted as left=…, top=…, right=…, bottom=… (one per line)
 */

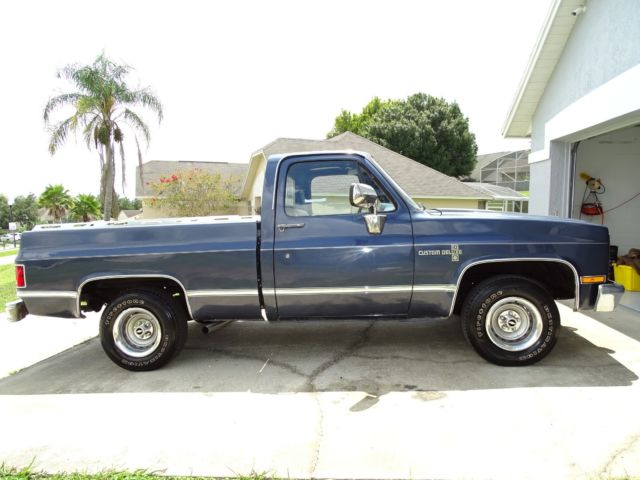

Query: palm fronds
left=44, top=53, right=163, bottom=221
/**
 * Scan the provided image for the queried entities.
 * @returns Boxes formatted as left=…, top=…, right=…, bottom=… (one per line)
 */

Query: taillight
left=15, top=265, right=25, bottom=288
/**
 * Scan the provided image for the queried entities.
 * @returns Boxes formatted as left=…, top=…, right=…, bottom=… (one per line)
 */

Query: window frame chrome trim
left=271, top=150, right=382, bottom=211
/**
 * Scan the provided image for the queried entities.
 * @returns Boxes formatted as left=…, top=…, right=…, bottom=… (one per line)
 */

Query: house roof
left=502, top=0, right=584, bottom=138
left=119, top=209, right=142, bottom=218
left=136, top=160, right=248, bottom=197
left=242, top=132, right=489, bottom=200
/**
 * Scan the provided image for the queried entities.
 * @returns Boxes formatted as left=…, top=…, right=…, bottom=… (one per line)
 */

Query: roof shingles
left=258, top=132, right=488, bottom=199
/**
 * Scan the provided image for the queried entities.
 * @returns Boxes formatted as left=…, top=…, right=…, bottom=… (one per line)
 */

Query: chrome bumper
left=595, top=282, right=625, bottom=313
left=5, top=299, right=28, bottom=322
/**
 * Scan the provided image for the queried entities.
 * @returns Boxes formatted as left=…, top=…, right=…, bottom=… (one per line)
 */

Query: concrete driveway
left=0, top=304, right=639, bottom=479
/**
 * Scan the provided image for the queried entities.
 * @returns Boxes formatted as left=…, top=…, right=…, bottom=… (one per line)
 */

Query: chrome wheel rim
left=485, top=297, right=543, bottom=352
left=113, top=307, right=162, bottom=358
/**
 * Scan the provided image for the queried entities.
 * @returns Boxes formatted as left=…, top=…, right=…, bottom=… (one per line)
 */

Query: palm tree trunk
left=99, top=155, right=107, bottom=213
left=103, top=142, right=116, bottom=221
left=111, top=188, right=119, bottom=219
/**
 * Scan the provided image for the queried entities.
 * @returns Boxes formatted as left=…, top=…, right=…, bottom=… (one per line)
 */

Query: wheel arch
left=451, top=258, right=579, bottom=316
left=77, top=274, right=193, bottom=319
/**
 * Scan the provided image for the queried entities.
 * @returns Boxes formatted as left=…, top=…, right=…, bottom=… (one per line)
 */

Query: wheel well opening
left=79, top=277, right=192, bottom=319
left=453, top=261, right=576, bottom=314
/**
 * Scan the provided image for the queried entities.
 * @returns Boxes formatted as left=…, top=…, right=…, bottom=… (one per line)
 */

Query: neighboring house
left=503, top=0, right=640, bottom=256
left=135, top=160, right=248, bottom=218
left=240, top=132, right=491, bottom=214
left=463, top=182, right=529, bottom=213
left=471, top=150, right=530, bottom=194
left=117, top=209, right=142, bottom=221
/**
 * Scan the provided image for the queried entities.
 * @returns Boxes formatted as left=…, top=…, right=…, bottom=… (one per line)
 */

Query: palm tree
left=39, top=184, right=73, bottom=223
left=70, top=194, right=102, bottom=222
left=44, top=53, right=163, bottom=220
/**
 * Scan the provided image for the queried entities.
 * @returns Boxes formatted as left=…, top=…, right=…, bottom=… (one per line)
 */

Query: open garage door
left=570, top=125, right=640, bottom=310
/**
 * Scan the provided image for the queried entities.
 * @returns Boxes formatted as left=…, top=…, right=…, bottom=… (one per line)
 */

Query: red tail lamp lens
left=16, top=265, right=25, bottom=288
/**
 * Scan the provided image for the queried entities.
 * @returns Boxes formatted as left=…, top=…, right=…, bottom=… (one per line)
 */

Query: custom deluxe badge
left=418, top=244, right=463, bottom=262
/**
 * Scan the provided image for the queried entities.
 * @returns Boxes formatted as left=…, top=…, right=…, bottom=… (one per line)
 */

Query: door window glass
left=284, top=160, right=396, bottom=217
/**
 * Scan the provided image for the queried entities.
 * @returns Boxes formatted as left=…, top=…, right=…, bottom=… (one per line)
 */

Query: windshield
left=366, top=155, right=424, bottom=211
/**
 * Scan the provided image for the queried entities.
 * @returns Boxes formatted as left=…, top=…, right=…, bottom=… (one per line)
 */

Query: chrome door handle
left=277, top=223, right=305, bottom=232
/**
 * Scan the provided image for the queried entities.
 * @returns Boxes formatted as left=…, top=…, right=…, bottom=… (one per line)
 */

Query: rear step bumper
left=5, top=299, right=28, bottom=322
left=595, top=282, right=625, bottom=313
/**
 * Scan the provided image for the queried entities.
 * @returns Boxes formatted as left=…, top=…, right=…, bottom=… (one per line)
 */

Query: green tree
left=328, top=93, right=478, bottom=177
left=44, top=53, right=163, bottom=220
left=12, top=194, right=39, bottom=230
left=327, top=96, right=388, bottom=138
left=148, top=169, right=237, bottom=217
left=70, top=194, right=102, bottom=222
left=118, top=197, right=142, bottom=211
left=39, top=184, right=73, bottom=223
left=0, top=194, right=8, bottom=229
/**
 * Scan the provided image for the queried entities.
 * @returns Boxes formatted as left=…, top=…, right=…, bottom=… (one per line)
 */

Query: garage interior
left=570, top=124, right=640, bottom=311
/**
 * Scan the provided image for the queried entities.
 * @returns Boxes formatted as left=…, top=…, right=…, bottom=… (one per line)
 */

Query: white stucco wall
left=571, top=125, right=640, bottom=254
left=529, top=0, right=640, bottom=215
left=249, top=156, right=266, bottom=214
left=531, top=0, right=640, bottom=152
left=528, top=161, right=551, bottom=215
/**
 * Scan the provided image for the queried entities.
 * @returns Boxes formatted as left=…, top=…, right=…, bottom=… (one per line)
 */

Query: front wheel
left=461, top=276, right=560, bottom=366
left=100, top=290, right=187, bottom=371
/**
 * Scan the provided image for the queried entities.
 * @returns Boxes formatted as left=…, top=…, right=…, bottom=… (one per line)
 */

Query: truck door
left=273, top=154, right=414, bottom=318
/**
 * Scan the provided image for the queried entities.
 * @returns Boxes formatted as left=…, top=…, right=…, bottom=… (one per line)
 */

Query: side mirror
left=349, top=183, right=378, bottom=208
left=349, top=183, right=387, bottom=235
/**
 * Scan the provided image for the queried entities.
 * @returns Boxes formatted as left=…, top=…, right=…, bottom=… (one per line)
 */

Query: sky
left=0, top=0, right=552, bottom=202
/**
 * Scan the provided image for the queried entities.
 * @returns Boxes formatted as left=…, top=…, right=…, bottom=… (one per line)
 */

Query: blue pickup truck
left=7, top=151, right=623, bottom=370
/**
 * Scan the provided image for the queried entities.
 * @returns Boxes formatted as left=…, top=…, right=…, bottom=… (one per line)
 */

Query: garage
left=502, top=0, right=640, bottom=311
left=571, top=125, right=640, bottom=310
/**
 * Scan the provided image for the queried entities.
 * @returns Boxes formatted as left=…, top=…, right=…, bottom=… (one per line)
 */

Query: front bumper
left=595, top=282, right=625, bottom=313
left=5, top=299, right=28, bottom=322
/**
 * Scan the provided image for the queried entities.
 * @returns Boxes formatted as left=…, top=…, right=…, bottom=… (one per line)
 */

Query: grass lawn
left=0, top=248, right=18, bottom=258
left=0, top=466, right=273, bottom=479
left=0, top=264, right=17, bottom=305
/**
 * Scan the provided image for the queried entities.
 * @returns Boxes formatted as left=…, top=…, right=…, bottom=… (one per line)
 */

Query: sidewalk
left=0, top=254, right=17, bottom=266
left=1, top=246, right=99, bottom=377
left=0, top=312, right=99, bottom=378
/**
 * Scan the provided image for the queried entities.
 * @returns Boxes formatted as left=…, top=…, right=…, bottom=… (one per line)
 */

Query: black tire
left=100, top=290, right=188, bottom=371
left=461, top=275, right=560, bottom=366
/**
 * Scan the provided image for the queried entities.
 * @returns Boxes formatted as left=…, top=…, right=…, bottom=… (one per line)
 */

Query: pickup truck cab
left=7, top=151, right=624, bottom=370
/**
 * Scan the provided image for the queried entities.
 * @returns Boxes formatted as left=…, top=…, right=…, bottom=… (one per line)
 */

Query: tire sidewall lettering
left=462, top=279, right=560, bottom=365
left=101, top=293, right=177, bottom=371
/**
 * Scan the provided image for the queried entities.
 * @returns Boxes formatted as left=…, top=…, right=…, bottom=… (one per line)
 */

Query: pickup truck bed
left=18, top=216, right=261, bottom=320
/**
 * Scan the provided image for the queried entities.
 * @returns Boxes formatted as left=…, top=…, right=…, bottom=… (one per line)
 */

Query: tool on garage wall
left=579, top=172, right=605, bottom=223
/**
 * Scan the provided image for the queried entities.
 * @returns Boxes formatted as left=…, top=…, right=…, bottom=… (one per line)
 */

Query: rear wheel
left=461, top=276, right=560, bottom=366
left=100, top=290, right=188, bottom=371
